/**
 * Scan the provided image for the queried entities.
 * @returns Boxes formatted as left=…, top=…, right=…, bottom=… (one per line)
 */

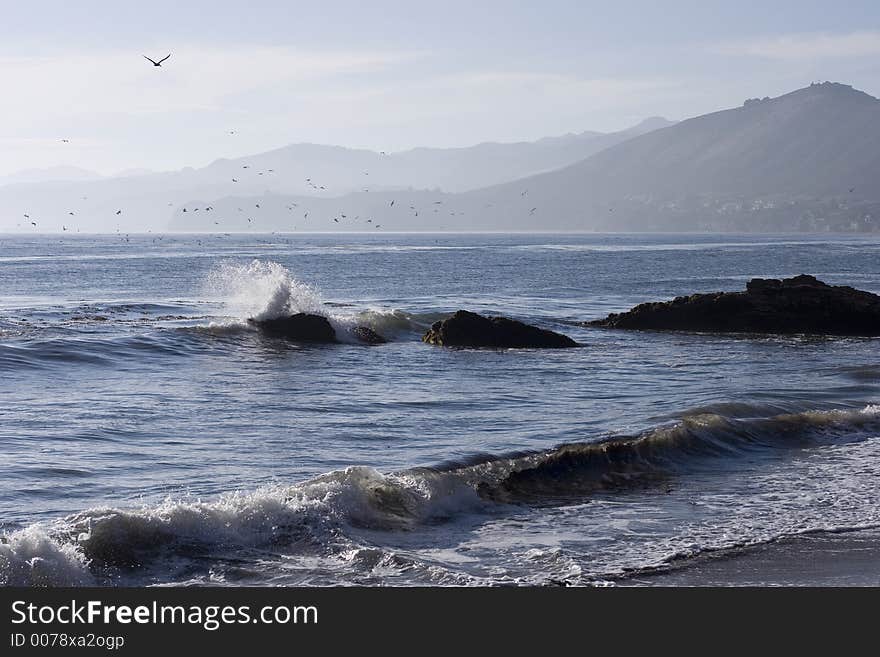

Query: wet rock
left=423, top=310, right=578, bottom=348
left=249, top=313, right=337, bottom=342
left=588, top=274, right=880, bottom=335
left=250, top=313, right=388, bottom=344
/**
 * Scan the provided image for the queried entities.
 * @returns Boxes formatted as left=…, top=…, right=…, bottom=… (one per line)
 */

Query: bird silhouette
left=115, top=210, right=122, bottom=215
left=143, top=54, right=171, bottom=67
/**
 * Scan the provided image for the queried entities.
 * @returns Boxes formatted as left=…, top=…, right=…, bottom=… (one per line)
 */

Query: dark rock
left=423, top=310, right=578, bottom=348
left=588, top=274, right=880, bottom=335
left=249, top=313, right=337, bottom=342
left=249, top=313, right=389, bottom=345
left=350, top=325, right=388, bottom=344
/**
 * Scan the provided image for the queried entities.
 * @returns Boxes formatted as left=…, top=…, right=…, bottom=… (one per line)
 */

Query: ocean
left=1, top=232, right=879, bottom=586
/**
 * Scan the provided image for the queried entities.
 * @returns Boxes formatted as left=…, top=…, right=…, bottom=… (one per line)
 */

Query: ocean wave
left=473, top=404, right=880, bottom=503
left=205, top=260, right=324, bottom=322
left=200, top=259, right=442, bottom=342
left=0, top=334, right=202, bottom=371
left=0, top=466, right=484, bottom=586
left=3, top=404, right=877, bottom=586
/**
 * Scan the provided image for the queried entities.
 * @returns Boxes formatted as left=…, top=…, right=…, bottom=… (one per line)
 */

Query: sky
left=1, top=0, right=879, bottom=176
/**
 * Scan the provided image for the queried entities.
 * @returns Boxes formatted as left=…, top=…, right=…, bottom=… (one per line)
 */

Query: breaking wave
left=3, top=403, right=878, bottom=586
left=205, top=260, right=325, bottom=322
left=201, top=259, right=441, bottom=341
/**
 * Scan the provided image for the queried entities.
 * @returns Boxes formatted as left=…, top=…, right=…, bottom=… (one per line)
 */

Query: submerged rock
left=249, top=313, right=387, bottom=344
left=423, top=310, right=578, bottom=348
left=588, top=274, right=880, bottom=335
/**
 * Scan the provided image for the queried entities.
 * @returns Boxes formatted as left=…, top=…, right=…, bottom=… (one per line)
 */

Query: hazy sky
left=1, top=0, right=879, bottom=176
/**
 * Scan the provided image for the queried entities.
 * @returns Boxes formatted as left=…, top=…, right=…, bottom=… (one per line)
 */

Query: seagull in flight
left=144, top=54, right=171, bottom=67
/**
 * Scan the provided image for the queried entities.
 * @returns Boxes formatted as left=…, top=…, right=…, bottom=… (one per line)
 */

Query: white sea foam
left=0, top=525, right=92, bottom=586
left=206, top=260, right=324, bottom=322
left=201, top=259, right=434, bottom=341
left=0, top=465, right=484, bottom=586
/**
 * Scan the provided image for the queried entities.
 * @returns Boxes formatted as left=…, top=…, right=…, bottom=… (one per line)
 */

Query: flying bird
left=115, top=210, right=122, bottom=215
left=143, top=54, right=171, bottom=67
left=60, top=139, right=69, bottom=143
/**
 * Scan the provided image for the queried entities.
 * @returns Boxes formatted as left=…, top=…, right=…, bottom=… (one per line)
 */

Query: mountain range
left=0, top=117, right=672, bottom=233
left=3, top=82, right=879, bottom=234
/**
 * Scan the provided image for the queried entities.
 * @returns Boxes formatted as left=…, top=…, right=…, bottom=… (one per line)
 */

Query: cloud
left=714, top=31, right=880, bottom=60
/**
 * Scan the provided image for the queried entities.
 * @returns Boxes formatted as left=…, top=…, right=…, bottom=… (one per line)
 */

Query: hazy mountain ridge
left=171, top=82, right=880, bottom=234
left=6, top=82, right=880, bottom=234
left=456, top=82, right=880, bottom=231
left=0, top=118, right=673, bottom=232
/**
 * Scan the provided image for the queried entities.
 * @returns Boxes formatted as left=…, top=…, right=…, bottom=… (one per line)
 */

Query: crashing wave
left=2, top=404, right=878, bottom=586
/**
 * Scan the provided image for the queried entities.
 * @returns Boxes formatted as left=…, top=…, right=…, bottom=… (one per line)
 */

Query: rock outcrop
left=588, top=275, right=880, bottom=335
left=423, top=310, right=578, bottom=348
left=249, top=313, right=387, bottom=344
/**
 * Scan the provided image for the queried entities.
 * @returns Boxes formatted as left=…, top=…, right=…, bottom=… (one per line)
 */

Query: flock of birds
left=15, top=51, right=547, bottom=238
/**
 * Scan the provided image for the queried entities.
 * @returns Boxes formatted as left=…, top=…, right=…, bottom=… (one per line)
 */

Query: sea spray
left=200, top=259, right=430, bottom=341
left=206, top=260, right=324, bottom=322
